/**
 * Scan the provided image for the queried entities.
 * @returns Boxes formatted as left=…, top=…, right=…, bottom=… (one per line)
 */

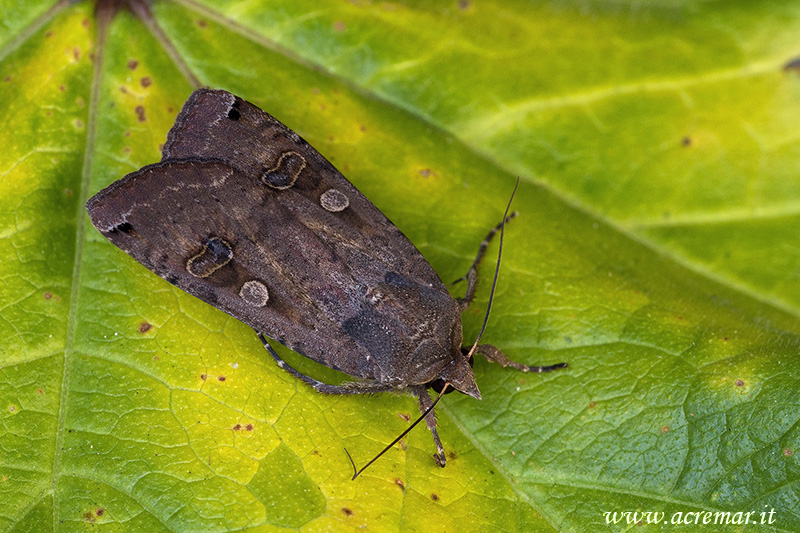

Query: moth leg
left=475, top=344, right=568, bottom=373
left=258, top=333, right=392, bottom=395
left=413, top=386, right=447, bottom=467
left=455, top=212, right=519, bottom=311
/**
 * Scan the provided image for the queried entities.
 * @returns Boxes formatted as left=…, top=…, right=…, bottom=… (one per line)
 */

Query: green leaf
left=2, top=1, right=799, bottom=531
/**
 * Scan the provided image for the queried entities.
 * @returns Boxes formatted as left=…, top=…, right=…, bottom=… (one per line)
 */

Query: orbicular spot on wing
left=239, top=280, right=269, bottom=307
left=186, top=237, right=233, bottom=278
left=262, top=151, right=306, bottom=190
left=320, top=188, right=349, bottom=212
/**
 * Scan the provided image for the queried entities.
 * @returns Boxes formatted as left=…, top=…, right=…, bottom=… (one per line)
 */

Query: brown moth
left=85, top=89, right=566, bottom=476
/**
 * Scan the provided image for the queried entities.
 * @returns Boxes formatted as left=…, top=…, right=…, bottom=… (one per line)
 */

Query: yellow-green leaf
left=2, top=1, right=799, bottom=531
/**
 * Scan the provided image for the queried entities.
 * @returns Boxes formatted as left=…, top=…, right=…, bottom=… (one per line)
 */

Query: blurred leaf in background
left=1, top=0, right=799, bottom=531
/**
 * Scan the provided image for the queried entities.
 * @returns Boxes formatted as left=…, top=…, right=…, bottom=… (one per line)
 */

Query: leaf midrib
left=51, top=2, right=107, bottom=530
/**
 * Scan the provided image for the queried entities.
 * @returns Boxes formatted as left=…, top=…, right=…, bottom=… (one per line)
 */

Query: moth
left=86, top=89, right=566, bottom=477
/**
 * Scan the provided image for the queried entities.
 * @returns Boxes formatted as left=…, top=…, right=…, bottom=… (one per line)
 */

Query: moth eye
left=239, top=280, right=269, bottom=307
left=186, top=237, right=233, bottom=278
left=319, top=188, right=349, bottom=212
left=262, top=151, right=306, bottom=190
left=227, top=108, right=241, bottom=121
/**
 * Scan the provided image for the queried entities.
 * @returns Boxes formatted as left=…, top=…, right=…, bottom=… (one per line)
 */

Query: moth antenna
left=448, top=211, right=518, bottom=288
left=465, top=177, right=519, bottom=361
left=346, top=384, right=450, bottom=480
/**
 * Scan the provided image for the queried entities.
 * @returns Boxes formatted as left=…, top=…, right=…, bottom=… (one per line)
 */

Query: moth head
left=432, top=353, right=481, bottom=399
left=438, top=178, right=521, bottom=402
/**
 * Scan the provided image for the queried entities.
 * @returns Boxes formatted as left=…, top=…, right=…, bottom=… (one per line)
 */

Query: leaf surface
left=1, top=1, right=799, bottom=531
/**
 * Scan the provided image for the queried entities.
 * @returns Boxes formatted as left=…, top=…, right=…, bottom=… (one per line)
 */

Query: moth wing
left=86, top=160, right=456, bottom=381
left=160, top=88, right=445, bottom=290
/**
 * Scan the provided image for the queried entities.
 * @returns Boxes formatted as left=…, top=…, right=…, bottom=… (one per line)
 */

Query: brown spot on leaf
left=45, top=30, right=53, bottom=38
left=44, top=292, right=53, bottom=300
left=394, top=478, right=405, bottom=491
left=73, top=47, right=80, bottom=60
left=135, top=105, right=146, bottom=123
left=233, top=424, right=242, bottom=431
left=8, top=405, right=16, bottom=413
left=661, top=425, right=670, bottom=433
left=588, top=401, right=596, bottom=408
left=138, top=322, right=152, bottom=333
left=398, top=412, right=410, bottom=422
left=36, top=388, right=44, bottom=394
left=3, top=76, right=10, bottom=82
left=140, top=76, right=152, bottom=88
left=431, top=493, right=440, bottom=502
left=245, top=424, right=253, bottom=431
left=735, top=379, right=744, bottom=387
left=784, top=448, right=793, bottom=457
left=681, top=136, right=692, bottom=147
left=197, top=19, right=207, bottom=28
left=218, top=376, right=226, bottom=382
left=458, top=0, right=471, bottom=10
left=96, top=508, right=104, bottom=516
left=200, top=374, right=207, bottom=381
left=82, top=512, right=95, bottom=523
left=127, top=59, right=138, bottom=70
left=333, top=20, right=346, bottom=32
left=419, top=168, right=440, bottom=178
left=342, top=507, right=353, bottom=516
left=58, top=85, right=65, bottom=92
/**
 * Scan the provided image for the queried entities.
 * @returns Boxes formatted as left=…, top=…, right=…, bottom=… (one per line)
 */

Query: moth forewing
left=86, top=88, right=567, bottom=476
